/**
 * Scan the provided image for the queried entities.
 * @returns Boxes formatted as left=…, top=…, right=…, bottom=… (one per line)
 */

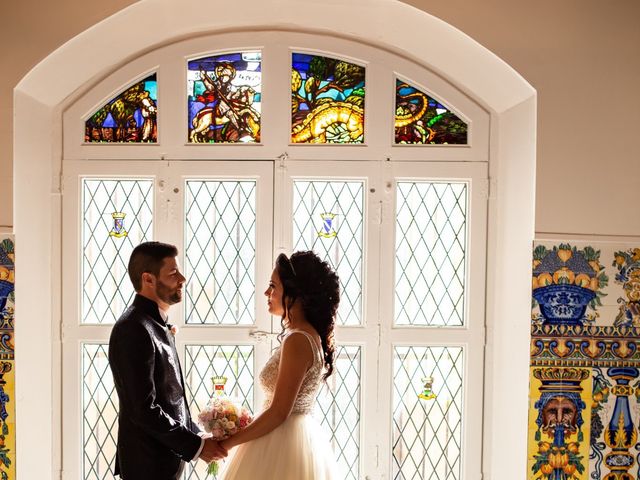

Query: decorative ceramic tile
left=530, top=240, right=640, bottom=480
left=0, top=235, right=15, bottom=479
left=528, top=367, right=591, bottom=480
left=589, top=366, right=640, bottom=479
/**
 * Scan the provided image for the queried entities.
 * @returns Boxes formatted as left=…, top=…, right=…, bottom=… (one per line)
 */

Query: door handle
left=249, top=329, right=277, bottom=342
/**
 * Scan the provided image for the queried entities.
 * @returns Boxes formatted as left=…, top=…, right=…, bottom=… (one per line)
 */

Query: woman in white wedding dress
left=219, top=251, right=339, bottom=480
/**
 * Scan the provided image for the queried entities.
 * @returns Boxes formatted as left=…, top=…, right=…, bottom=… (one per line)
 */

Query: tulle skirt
left=219, top=413, right=336, bottom=480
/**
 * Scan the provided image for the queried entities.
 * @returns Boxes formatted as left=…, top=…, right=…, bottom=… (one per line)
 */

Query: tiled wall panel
left=529, top=241, right=640, bottom=479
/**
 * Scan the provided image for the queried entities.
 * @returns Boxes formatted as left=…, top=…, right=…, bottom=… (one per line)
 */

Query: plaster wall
left=2, top=0, right=640, bottom=234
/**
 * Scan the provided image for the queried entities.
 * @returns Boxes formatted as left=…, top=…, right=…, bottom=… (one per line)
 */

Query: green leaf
left=533, top=245, right=548, bottom=260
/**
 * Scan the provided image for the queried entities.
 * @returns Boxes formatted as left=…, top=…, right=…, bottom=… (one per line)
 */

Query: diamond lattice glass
left=392, top=346, right=464, bottom=480
left=315, top=345, right=361, bottom=480
left=183, top=344, right=255, bottom=480
left=82, top=344, right=118, bottom=480
left=185, top=181, right=256, bottom=324
left=293, top=181, right=364, bottom=325
left=395, top=182, right=467, bottom=326
left=82, top=179, right=153, bottom=324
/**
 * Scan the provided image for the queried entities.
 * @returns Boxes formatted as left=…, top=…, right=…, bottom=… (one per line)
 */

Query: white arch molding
left=13, top=0, right=536, bottom=478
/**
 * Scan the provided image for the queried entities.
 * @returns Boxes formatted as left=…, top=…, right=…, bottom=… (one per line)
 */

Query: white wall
left=3, top=0, right=640, bottom=234
left=11, top=1, right=536, bottom=479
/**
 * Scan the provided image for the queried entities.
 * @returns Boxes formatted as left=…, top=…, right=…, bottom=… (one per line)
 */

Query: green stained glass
left=395, top=79, right=467, bottom=145
left=85, top=74, right=157, bottom=143
left=188, top=52, right=262, bottom=143
left=291, top=53, right=365, bottom=144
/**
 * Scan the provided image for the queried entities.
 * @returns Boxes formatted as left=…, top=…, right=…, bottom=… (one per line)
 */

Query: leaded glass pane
left=184, top=345, right=254, bottom=480
left=292, top=180, right=364, bottom=325
left=395, top=80, right=467, bottom=145
left=82, top=179, right=153, bottom=324
left=291, top=53, right=365, bottom=144
left=188, top=52, right=262, bottom=143
left=395, top=182, right=467, bottom=326
left=85, top=74, right=157, bottom=143
left=392, top=346, right=464, bottom=480
left=82, top=344, right=118, bottom=480
left=185, top=181, right=256, bottom=325
left=315, top=345, right=361, bottom=480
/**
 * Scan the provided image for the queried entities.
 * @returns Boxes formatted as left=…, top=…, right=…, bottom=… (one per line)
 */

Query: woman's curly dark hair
left=275, top=250, right=340, bottom=381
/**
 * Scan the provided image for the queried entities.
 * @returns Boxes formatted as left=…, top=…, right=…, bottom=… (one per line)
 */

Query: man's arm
left=109, top=321, right=201, bottom=461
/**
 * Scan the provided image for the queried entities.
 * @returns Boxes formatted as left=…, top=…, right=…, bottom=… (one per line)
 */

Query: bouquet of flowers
left=197, top=376, right=253, bottom=477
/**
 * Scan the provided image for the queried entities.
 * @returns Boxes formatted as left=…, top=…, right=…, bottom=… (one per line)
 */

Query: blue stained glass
left=291, top=53, right=366, bottom=144
left=187, top=52, right=262, bottom=143
left=102, top=113, right=116, bottom=128
left=85, top=73, right=158, bottom=143
left=395, top=79, right=468, bottom=145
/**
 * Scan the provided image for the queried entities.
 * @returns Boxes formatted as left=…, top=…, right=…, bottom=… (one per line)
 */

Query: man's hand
left=199, top=438, right=228, bottom=463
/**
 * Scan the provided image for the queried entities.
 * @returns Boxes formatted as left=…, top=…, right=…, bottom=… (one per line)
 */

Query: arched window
left=15, top=2, right=537, bottom=479
left=61, top=31, right=489, bottom=480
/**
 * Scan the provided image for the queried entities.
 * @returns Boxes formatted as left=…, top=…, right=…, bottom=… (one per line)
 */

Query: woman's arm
left=220, top=333, right=314, bottom=449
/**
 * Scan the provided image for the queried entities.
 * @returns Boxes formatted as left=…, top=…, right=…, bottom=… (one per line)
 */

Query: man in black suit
left=109, top=241, right=226, bottom=479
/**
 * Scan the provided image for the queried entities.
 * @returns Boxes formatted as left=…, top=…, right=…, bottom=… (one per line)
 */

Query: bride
left=218, top=251, right=339, bottom=479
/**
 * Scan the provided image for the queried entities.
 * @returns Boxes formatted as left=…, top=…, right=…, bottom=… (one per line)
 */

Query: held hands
left=199, top=437, right=228, bottom=463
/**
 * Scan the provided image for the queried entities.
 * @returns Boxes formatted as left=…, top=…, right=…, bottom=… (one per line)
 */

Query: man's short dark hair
left=128, top=241, right=178, bottom=292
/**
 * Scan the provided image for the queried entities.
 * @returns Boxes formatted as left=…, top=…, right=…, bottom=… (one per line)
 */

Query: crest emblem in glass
left=293, top=180, right=364, bottom=325
left=82, top=179, right=153, bottom=324
left=393, top=346, right=464, bottom=480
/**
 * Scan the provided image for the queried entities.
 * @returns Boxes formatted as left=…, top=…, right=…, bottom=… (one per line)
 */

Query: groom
left=109, top=241, right=227, bottom=479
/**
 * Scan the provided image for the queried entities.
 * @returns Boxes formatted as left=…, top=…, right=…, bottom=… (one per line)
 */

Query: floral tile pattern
left=529, top=241, right=640, bottom=480
left=0, top=236, right=15, bottom=478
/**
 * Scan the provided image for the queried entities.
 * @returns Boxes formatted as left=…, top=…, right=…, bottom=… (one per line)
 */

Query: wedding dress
left=219, top=330, right=336, bottom=479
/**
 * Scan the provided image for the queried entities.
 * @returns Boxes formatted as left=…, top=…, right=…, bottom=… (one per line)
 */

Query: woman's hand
left=220, top=438, right=233, bottom=451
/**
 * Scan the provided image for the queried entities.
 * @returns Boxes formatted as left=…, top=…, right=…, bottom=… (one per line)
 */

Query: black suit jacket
left=108, top=294, right=201, bottom=479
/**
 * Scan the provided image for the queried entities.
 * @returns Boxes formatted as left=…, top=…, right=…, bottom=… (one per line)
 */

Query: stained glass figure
left=291, top=53, right=365, bottom=144
left=395, top=79, right=467, bottom=145
left=188, top=52, right=262, bottom=143
left=85, top=74, right=157, bottom=143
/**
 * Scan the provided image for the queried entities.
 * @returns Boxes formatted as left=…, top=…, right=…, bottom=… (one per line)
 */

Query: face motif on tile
left=541, top=395, right=578, bottom=435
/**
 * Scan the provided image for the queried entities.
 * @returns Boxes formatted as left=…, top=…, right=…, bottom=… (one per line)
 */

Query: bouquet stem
left=207, top=460, right=219, bottom=478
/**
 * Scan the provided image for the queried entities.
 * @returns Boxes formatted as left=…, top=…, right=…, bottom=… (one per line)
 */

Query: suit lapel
left=166, top=323, right=194, bottom=424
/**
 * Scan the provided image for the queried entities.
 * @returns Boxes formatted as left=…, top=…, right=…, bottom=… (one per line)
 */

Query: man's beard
left=156, top=279, right=182, bottom=305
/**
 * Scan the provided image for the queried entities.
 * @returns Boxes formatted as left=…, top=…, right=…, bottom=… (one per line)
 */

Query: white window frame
left=58, top=31, right=491, bottom=480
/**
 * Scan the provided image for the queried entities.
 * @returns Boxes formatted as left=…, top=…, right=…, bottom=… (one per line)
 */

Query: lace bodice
left=259, top=330, right=324, bottom=414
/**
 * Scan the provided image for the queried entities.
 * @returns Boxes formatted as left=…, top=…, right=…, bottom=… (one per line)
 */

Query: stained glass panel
left=395, top=79, right=467, bottom=145
left=185, top=181, right=256, bottom=324
left=292, top=180, right=364, bottom=325
left=82, top=179, right=153, bottom=324
left=184, top=345, right=254, bottom=480
left=315, top=345, right=361, bottom=480
left=85, top=74, right=157, bottom=143
left=188, top=52, right=262, bottom=143
left=82, top=344, right=118, bottom=480
left=291, top=53, right=365, bottom=144
left=392, top=346, right=464, bottom=480
left=395, top=181, right=467, bottom=326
